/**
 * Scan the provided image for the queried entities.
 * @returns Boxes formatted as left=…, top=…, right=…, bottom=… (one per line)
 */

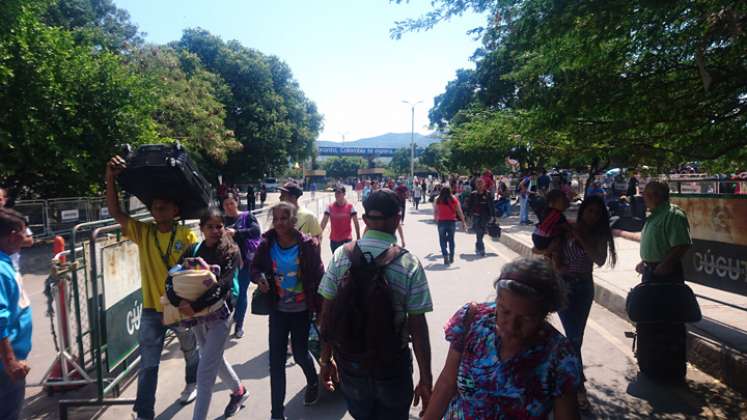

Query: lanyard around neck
left=152, top=224, right=177, bottom=268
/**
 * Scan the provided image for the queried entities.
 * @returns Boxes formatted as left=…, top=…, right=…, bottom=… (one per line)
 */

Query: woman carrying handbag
left=250, top=202, right=325, bottom=420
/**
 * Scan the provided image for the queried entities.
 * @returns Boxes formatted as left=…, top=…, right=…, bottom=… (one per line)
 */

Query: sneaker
left=179, top=383, right=197, bottom=405
left=233, top=327, right=244, bottom=339
left=224, top=386, right=249, bottom=417
left=303, top=382, right=320, bottom=406
left=131, top=413, right=148, bottom=420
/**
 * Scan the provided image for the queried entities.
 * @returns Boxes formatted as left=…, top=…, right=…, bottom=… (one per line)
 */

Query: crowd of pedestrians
left=0, top=161, right=702, bottom=420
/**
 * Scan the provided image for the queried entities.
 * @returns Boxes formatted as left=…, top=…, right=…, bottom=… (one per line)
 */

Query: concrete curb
left=497, top=232, right=747, bottom=397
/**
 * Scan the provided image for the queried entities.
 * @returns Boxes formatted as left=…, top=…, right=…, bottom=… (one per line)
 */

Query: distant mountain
left=317, top=132, right=441, bottom=149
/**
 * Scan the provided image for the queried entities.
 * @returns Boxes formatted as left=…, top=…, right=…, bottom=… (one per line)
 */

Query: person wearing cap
left=320, top=187, right=361, bottom=253
left=318, top=188, right=434, bottom=418
left=279, top=181, right=322, bottom=241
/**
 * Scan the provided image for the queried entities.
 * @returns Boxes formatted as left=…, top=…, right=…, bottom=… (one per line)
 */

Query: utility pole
left=402, top=100, right=422, bottom=182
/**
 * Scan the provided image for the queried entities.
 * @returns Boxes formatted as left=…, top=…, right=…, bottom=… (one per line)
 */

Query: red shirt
left=325, top=202, right=357, bottom=241
left=435, top=196, right=460, bottom=221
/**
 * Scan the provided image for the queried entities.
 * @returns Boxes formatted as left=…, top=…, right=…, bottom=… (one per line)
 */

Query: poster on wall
left=672, top=195, right=747, bottom=295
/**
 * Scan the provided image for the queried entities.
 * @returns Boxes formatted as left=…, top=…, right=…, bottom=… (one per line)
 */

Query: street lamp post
left=402, top=100, right=422, bottom=182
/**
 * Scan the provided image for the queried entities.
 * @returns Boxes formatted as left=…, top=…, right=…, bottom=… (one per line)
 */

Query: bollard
left=53, top=235, right=66, bottom=263
left=53, top=236, right=70, bottom=347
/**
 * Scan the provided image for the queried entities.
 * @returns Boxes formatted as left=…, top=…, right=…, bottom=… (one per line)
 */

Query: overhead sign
left=318, top=146, right=398, bottom=156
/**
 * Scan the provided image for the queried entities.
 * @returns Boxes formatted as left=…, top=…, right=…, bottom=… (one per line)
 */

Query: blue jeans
left=269, top=309, right=318, bottom=418
left=437, top=221, right=456, bottom=258
left=519, top=195, right=529, bottom=223
left=0, top=369, right=25, bottom=420
left=233, top=265, right=252, bottom=330
left=472, top=215, right=487, bottom=253
left=331, top=239, right=351, bottom=254
left=135, top=309, right=200, bottom=419
left=557, top=273, right=594, bottom=383
left=496, top=198, right=511, bottom=218
left=339, top=355, right=413, bottom=420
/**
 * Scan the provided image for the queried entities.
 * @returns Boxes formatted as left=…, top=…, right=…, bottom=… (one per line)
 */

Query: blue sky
left=114, top=0, right=485, bottom=142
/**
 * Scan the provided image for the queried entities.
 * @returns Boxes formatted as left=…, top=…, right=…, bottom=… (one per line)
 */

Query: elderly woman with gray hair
left=423, top=258, right=582, bottom=420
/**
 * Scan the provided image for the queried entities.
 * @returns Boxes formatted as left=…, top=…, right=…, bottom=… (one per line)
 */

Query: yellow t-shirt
left=296, top=206, right=322, bottom=237
left=124, top=218, right=198, bottom=312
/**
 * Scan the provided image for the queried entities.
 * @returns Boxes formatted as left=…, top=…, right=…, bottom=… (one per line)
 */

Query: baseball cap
left=279, top=181, right=303, bottom=198
left=363, top=189, right=401, bottom=220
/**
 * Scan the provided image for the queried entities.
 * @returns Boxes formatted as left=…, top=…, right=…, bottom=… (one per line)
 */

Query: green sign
left=105, top=289, right=142, bottom=372
left=101, top=240, right=144, bottom=372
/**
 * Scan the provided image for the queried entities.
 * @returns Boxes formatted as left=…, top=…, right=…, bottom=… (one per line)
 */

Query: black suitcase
left=487, top=221, right=501, bottom=239
left=627, top=267, right=698, bottom=385
left=635, top=322, right=687, bottom=384
left=117, top=142, right=213, bottom=220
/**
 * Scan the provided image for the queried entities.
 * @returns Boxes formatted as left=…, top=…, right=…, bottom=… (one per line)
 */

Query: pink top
left=325, top=202, right=357, bottom=241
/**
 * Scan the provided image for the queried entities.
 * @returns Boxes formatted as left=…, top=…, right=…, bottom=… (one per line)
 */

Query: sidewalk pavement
left=496, top=213, right=747, bottom=396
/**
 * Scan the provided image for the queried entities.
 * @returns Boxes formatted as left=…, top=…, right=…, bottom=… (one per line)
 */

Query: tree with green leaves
left=0, top=1, right=157, bottom=197
left=394, top=0, right=747, bottom=172
left=419, top=142, right=452, bottom=175
left=43, top=0, right=142, bottom=52
left=389, top=148, right=412, bottom=176
left=176, top=29, right=323, bottom=183
left=323, top=157, right=366, bottom=179
left=1, top=3, right=322, bottom=198
left=131, top=46, right=241, bottom=182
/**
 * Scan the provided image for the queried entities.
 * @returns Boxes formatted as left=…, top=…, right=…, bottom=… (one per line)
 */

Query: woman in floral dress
left=423, top=258, right=582, bottom=420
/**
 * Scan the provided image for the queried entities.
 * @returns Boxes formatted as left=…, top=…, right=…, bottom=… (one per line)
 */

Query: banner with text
left=672, top=195, right=747, bottom=295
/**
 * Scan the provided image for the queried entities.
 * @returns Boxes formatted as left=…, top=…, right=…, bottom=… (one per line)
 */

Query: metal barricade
left=46, top=198, right=93, bottom=237
left=49, top=190, right=354, bottom=417
left=668, top=178, right=742, bottom=195
left=12, top=199, right=48, bottom=237
left=52, top=217, right=201, bottom=418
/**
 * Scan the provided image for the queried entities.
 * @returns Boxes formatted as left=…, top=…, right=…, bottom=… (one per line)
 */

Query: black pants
left=269, top=309, right=318, bottom=418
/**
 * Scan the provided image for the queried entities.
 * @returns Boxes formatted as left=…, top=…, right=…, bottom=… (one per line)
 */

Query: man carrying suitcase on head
left=106, top=156, right=201, bottom=420
left=614, top=181, right=693, bottom=384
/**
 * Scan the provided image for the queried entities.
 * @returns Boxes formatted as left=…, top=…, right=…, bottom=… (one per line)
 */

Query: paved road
left=21, top=200, right=747, bottom=419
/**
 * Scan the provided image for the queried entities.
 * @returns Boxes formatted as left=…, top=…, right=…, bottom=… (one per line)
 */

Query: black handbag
left=487, top=221, right=501, bottom=239
left=251, top=288, right=272, bottom=315
left=626, top=281, right=702, bottom=323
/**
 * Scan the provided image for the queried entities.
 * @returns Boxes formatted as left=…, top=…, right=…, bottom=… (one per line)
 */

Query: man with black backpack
left=317, top=189, right=433, bottom=419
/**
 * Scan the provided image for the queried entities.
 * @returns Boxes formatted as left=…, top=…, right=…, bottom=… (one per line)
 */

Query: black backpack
left=321, top=241, right=408, bottom=374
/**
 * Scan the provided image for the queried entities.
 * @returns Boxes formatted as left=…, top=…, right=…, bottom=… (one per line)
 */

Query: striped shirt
left=319, top=229, right=433, bottom=345
left=562, top=237, right=593, bottom=274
